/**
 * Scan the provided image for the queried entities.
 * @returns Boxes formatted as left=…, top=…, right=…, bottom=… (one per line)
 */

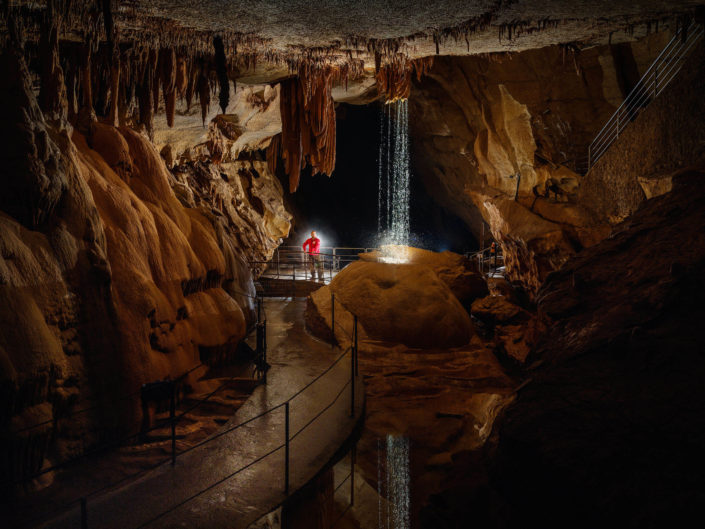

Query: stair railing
left=587, top=22, right=704, bottom=170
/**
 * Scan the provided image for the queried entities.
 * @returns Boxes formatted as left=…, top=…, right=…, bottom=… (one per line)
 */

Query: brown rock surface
left=361, top=246, right=488, bottom=304
left=471, top=295, right=542, bottom=365
left=410, top=33, right=672, bottom=295
left=0, top=45, right=288, bottom=486
left=307, top=260, right=474, bottom=349
left=578, top=41, right=705, bottom=223
left=487, top=170, right=705, bottom=528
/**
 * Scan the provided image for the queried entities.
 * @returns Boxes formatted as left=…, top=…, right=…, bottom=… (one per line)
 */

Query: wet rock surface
left=353, top=338, right=516, bottom=528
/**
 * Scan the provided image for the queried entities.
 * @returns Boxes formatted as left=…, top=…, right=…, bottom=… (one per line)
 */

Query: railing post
left=292, top=261, right=296, bottom=298
left=284, top=402, right=290, bottom=494
left=587, top=145, right=591, bottom=171
left=332, top=248, right=337, bottom=272
left=350, top=345, right=355, bottom=418
left=276, top=249, right=280, bottom=279
left=353, top=315, right=359, bottom=376
left=263, top=319, right=268, bottom=384
left=350, top=444, right=356, bottom=507
left=81, top=497, right=88, bottom=529
left=170, top=381, right=176, bottom=466
left=331, top=293, right=335, bottom=348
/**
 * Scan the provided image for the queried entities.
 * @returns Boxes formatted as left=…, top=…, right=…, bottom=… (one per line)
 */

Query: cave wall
left=487, top=170, right=705, bottom=528
left=579, top=38, right=705, bottom=223
left=409, top=31, right=672, bottom=294
left=0, top=44, right=291, bottom=485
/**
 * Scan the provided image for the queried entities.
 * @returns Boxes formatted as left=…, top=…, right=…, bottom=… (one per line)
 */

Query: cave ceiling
left=126, top=0, right=702, bottom=62
left=8, top=0, right=704, bottom=84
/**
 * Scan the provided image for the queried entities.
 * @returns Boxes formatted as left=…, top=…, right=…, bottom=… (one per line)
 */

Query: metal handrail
left=32, top=298, right=362, bottom=529
left=587, top=22, right=704, bottom=170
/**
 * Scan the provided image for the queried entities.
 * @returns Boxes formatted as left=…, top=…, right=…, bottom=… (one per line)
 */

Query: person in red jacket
left=302, top=231, right=322, bottom=281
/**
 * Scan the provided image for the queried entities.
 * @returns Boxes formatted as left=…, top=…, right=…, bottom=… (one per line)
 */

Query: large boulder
left=307, top=260, right=474, bottom=349
left=360, top=246, right=488, bottom=305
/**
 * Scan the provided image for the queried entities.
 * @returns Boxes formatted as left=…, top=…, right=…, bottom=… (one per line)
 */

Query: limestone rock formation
left=471, top=295, right=541, bottom=365
left=307, top=260, right=474, bottom=349
left=487, top=170, right=705, bottom=528
left=578, top=41, right=705, bottom=223
left=0, top=43, right=289, bottom=485
left=361, top=246, right=488, bottom=305
left=410, top=33, right=672, bottom=295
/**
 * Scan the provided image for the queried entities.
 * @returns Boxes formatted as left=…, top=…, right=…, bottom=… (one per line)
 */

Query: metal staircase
left=586, top=22, right=704, bottom=172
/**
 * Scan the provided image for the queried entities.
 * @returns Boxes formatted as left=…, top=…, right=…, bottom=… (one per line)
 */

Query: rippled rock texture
left=0, top=45, right=290, bottom=486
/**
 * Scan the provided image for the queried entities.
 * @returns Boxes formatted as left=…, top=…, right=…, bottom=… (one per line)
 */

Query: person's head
left=311, top=230, right=317, bottom=239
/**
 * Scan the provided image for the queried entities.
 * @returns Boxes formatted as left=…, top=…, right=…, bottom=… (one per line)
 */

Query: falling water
left=377, top=99, right=411, bottom=262
left=377, top=435, right=411, bottom=529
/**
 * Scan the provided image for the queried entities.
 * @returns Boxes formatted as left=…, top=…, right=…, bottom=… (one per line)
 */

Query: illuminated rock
left=361, top=246, right=488, bottom=304
left=307, top=260, right=474, bottom=349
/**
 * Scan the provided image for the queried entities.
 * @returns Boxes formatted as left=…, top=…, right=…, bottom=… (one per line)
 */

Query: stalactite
left=267, top=133, right=281, bottom=177
left=214, top=35, right=230, bottom=114
left=79, top=42, right=93, bottom=113
left=138, top=49, right=155, bottom=138
left=280, top=77, right=303, bottom=192
left=160, top=47, right=176, bottom=127
left=197, top=61, right=210, bottom=126
left=38, top=0, right=67, bottom=121
left=152, top=48, right=161, bottom=114
left=64, top=51, right=78, bottom=121
left=186, top=57, right=197, bottom=111
left=279, top=67, right=337, bottom=192
left=175, top=54, right=188, bottom=99
left=107, top=49, right=120, bottom=125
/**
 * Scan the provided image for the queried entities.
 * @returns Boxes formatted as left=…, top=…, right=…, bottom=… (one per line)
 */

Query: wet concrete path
left=41, top=298, right=364, bottom=529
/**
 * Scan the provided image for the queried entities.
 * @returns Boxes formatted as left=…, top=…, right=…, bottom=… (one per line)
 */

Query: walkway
left=41, top=299, right=364, bottom=529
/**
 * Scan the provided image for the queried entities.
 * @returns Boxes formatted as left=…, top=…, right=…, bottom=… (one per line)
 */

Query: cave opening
left=281, top=101, right=478, bottom=254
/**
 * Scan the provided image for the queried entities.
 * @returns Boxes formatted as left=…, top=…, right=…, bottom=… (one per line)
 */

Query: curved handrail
left=24, top=298, right=363, bottom=529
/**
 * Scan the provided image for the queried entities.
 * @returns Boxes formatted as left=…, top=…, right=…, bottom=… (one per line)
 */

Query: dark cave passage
left=281, top=103, right=478, bottom=253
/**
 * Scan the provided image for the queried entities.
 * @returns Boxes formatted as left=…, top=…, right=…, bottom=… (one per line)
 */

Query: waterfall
left=377, top=435, right=411, bottom=529
left=377, top=99, right=411, bottom=263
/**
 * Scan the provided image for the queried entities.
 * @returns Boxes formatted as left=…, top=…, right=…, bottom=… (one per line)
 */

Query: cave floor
left=29, top=299, right=363, bottom=529
left=332, top=336, right=519, bottom=528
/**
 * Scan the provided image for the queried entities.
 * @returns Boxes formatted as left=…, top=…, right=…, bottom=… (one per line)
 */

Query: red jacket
left=302, top=237, right=321, bottom=254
